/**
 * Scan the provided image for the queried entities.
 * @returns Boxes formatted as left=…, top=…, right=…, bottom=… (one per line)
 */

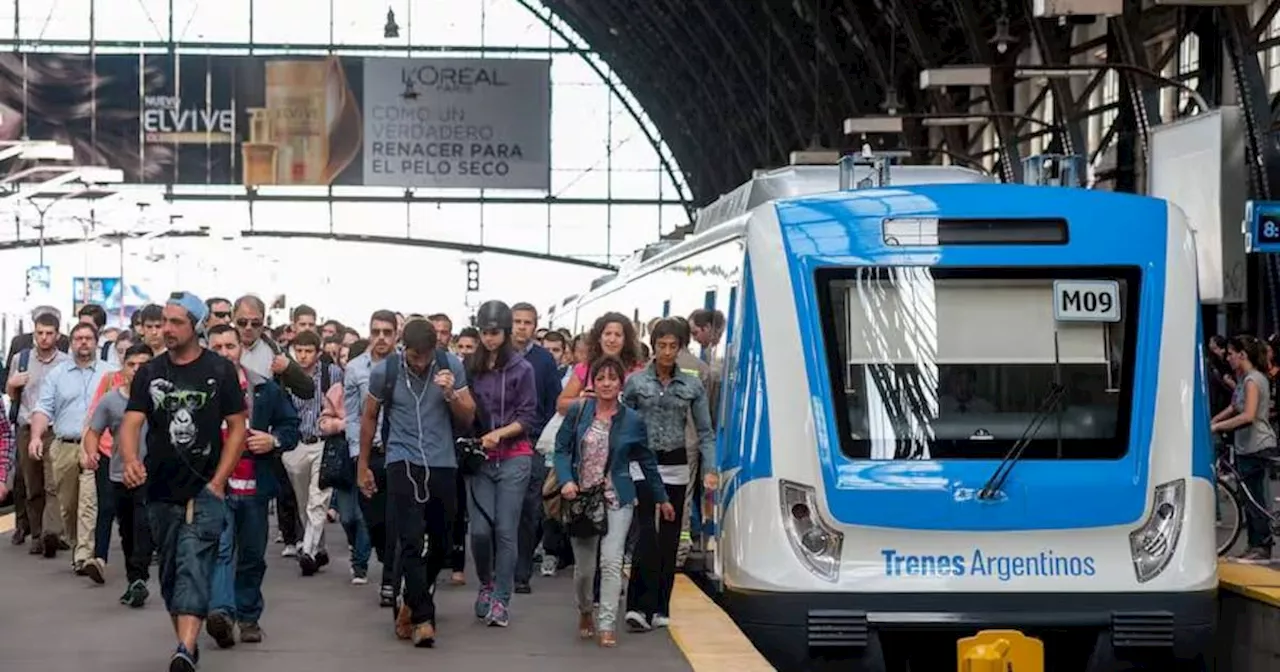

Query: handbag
left=563, top=485, right=609, bottom=538
left=316, top=364, right=353, bottom=490
left=542, top=401, right=586, bottom=520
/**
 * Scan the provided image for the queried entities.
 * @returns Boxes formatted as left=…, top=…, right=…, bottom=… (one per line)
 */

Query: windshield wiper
left=977, top=383, right=1067, bottom=501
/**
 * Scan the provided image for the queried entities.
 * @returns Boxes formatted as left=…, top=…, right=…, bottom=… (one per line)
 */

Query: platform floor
left=0, top=514, right=699, bottom=672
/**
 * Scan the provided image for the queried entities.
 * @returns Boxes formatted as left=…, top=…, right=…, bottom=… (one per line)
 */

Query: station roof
left=543, top=0, right=1024, bottom=205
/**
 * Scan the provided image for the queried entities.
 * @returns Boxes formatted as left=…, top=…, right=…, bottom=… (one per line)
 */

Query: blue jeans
left=209, top=494, right=269, bottom=624
left=332, top=486, right=371, bottom=571
left=468, top=455, right=531, bottom=605
left=148, top=487, right=226, bottom=618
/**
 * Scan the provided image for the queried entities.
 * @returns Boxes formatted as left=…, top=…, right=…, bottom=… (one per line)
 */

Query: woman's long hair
left=465, top=329, right=515, bottom=378
left=587, top=312, right=639, bottom=372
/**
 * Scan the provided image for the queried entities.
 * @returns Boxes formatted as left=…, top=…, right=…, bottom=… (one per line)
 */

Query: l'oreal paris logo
left=880, top=549, right=1097, bottom=581
left=399, top=65, right=509, bottom=93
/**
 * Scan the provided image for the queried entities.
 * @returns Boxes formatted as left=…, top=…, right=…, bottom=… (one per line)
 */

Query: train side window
left=716, top=285, right=741, bottom=428
left=704, top=290, right=717, bottom=310
left=662, top=300, right=671, bottom=317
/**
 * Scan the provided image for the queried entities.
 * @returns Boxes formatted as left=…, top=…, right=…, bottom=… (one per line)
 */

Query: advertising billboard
left=0, top=53, right=550, bottom=190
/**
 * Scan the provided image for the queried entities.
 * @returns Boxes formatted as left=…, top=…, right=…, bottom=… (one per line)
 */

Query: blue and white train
left=549, top=161, right=1216, bottom=671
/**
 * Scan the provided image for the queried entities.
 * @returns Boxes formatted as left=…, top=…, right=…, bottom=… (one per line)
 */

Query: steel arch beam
left=719, top=0, right=808, bottom=153
left=577, top=0, right=756, bottom=181
left=754, top=0, right=826, bottom=141
left=687, top=0, right=792, bottom=164
left=949, top=0, right=1023, bottom=183
left=652, top=0, right=770, bottom=163
left=515, top=0, right=695, bottom=216
left=0, top=229, right=620, bottom=271
left=888, top=0, right=970, bottom=174
left=1021, top=0, right=1088, bottom=157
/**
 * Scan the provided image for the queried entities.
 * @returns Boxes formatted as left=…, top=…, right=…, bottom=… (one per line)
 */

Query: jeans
left=626, top=482, right=686, bottom=619
left=113, top=482, right=152, bottom=584
left=571, top=504, right=633, bottom=631
left=450, top=468, right=468, bottom=573
left=333, top=485, right=371, bottom=571
left=388, top=462, right=456, bottom=625
left=1238, top=453, right=1274, bottom=550
left=515, top=458, right=548, bottom=583
left=468, top=455, right=531, bottom=605
left=149, top=486, right=227, bottom=617
left=209, top=494, right=270, bottom=624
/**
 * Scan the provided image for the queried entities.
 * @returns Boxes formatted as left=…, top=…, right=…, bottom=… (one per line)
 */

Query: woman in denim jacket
left=555, top=355, right=673, bottom=648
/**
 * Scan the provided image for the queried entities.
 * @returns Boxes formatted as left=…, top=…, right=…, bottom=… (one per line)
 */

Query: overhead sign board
left=1244, top=200, right=1280, bottom=254
left=1, top=54, right=551, bottom=191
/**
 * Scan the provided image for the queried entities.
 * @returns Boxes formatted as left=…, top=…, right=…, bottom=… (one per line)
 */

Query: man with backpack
left=5, top=310, right=68, bottom=556
left=357, top=319, right=474, bottom=648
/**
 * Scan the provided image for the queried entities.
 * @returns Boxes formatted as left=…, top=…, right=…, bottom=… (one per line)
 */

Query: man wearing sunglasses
left=205, top=298, right=233, bottom=331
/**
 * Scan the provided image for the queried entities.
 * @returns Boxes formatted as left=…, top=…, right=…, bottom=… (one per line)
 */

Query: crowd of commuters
left=0, top=295, right=724, bottom=669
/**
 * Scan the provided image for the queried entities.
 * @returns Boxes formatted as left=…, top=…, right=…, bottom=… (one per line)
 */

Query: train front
left=717, top=183, right=1217, bottom=672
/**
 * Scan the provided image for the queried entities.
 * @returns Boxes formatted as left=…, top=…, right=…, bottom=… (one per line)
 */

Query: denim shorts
left=148, top=486, right=227, bottom=618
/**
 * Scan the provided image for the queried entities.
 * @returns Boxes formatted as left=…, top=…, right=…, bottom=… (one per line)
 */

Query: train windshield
left=816, top=266, right=1139, bottom=461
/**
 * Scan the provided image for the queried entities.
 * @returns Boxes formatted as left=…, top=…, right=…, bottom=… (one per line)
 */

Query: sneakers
left=485, top=599, right=510, bottom=627
left=625, top=611, right=652, bottom=632
left=651, top=614, right=671, bottom=628
left=514, top=581, right=531, bottom=594
left=351, top=567, right=368, bottom=585
left=316, top=550, right=330, bottom=569
left=168, top=644, right=197, bottom=672
left=120, top=579, right=149, bottom=608
left=474, top=584, right=494, bottom=619
left=238, top=622, right=264, bottom=643
left=205, top=610, right=237, bottom=649
left=299, top=554, right=318, bottom=576
left=281, top=544, right=297, bottom=558
left=539, top=554, right=558, bottom=577
left=379, top=584, right=396, bottom=608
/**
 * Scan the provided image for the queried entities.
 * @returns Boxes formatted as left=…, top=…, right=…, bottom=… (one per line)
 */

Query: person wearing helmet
left=462, top=300, right=538, bottom=628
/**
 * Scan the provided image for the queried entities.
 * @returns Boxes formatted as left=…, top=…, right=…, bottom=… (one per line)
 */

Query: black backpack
left=5, top=348, right=31, bottom=426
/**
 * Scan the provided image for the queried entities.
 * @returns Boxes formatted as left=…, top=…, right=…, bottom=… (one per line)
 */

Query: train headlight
left=780, top=480, right=844, bottom=582
left=1128, top=479, right=1186, bottom=583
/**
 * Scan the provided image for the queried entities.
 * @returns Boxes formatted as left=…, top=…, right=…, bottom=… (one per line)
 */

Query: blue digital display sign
left=1246, top=201, right=1280, bottom=253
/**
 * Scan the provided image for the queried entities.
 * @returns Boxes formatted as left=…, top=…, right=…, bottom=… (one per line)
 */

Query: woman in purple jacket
left=464, top=300, right=538, bottom=628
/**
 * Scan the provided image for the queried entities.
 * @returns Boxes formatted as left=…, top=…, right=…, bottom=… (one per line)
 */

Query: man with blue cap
left=117, top=291, right=248, bottom=672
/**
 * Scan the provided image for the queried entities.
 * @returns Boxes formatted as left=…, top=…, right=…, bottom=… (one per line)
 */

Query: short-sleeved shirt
left=8, top=349, right=67, bottom=426
left=90, top=389, right=148, bottom=483
left=367, top=352, right=467, bottom=468
left=127, top=349, right=246, bottom=504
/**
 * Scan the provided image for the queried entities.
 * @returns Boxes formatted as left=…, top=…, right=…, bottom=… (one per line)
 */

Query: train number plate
left=1053, top=279, right=1120, bottom=323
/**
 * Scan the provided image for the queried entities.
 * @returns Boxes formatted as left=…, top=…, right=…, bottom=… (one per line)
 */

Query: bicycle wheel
left=1216, top=479, right=1243, bottom=556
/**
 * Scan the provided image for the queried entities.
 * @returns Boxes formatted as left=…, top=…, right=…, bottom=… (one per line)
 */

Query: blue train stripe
left=718, top=252, right=772, bottom=514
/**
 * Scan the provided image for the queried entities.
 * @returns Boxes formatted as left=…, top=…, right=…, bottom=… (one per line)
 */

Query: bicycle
left=1214, top=439, right=1280, bottom=556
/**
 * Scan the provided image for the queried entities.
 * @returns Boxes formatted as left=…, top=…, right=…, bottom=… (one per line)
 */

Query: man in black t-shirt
left=118, top=292, right=247, bottom=672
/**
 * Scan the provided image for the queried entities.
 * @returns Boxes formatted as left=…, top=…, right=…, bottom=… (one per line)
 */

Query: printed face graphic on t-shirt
left=149, top=377, right=217, bottom=455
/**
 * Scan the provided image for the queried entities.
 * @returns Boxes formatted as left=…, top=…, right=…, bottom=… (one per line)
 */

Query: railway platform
left=0, top=513, right=770, bottom=672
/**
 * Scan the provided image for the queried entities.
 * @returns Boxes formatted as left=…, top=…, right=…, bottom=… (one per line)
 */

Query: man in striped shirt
left=283, top=329, right=345, bottom=578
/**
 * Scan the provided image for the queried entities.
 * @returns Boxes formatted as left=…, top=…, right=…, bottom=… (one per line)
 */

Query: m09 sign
left=1053, top=280, right=1121, bottom=323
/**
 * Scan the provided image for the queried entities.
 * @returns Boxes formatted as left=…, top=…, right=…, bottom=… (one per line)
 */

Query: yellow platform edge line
left=0, top=513, right=12, bottom=534
left=669, top=574, right=776, bottom=672
left=1218, top=559, right=1280, bottom=608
